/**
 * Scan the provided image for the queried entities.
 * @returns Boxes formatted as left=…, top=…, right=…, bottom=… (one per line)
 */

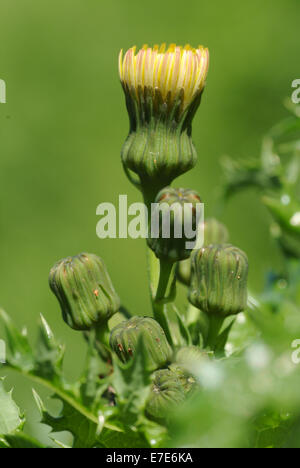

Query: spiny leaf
left=112, top=338, right=151, bottom=426
left=33, top=389, right=99, bottom=448
left=0, top=378, right=23, bottom=435
left=0, top=309, right=34, bottom=371
left=34, top=314, right=65, bottom=380
left=79, top=339, right=110, bottom=410
left=33, top=389, right=121, bottom=448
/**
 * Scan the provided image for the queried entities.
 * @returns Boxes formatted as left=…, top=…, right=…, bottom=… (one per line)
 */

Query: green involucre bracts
left=189, top=244, right=248, bottom=316
left=147, top=186, right=202, bottom=263
left=146, top=369, right=186, bottom=421
left=109, top=316, right=172, bottom=371
left=49, top=253, right=120, bottom=331
left=121, top=87, right=201, bottom=191
left=177, top=217, right=229, bottom=286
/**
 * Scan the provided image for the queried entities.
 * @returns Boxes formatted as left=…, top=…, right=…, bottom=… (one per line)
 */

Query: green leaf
left=253, top=412, right=292, bottom=448
left=96, top=426, right=149, bottom=448
left=268, top=115, right=300, bottom=141
left=0, top=437, right=10, bottom=448
left=138, top=416, right=168, bottom=448
left=33, top=389, right=100, bottom=448
left=33, top=389, right=122, bottom=449
left=80, top=337, right=110, bottom=409
left=4, top=431, right=46, bottom=448
left=173, top=305, right=192, bottom=346
left=0, top=312, right=122, bottom=447
left=227, top=311, right=260, bottom=356
left=34, top=314, right=65, bottom=381
left=0, top=309, right=34, bottom=371
left=0, top=378, right=23, bottom=435
left=215, top=319, right=235, bottom=355
left=164, top=303, right=191, bottom=347
left=112, top=338, right=151, bottom=426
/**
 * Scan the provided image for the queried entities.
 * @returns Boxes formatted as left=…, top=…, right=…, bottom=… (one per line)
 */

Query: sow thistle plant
left=1, top=44, right=300, bottom=449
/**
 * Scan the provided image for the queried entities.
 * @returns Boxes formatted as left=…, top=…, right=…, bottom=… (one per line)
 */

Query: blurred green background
left=0, top=0, right=299, bottom=437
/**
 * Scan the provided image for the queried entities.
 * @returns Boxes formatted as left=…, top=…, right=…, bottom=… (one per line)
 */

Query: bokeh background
left=0, top=0, right=299, bottom=438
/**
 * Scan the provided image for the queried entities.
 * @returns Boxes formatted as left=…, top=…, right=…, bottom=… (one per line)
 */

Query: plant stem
left=146, top=247, right=160, bottom=301
left=205, top=314, right=225, bottom=351
left=95, top=321, right=110, bottom=348
left=142, top=187, right=176, bottom=343
left=155, top=260, right=174, bottom=302
left=94, top=321, right=112, bottom=363
left=152, top=259, right=176, bottom=344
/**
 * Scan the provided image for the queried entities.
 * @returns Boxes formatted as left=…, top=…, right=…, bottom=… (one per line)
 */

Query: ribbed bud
left=189, top=244, right=248, bottom=316
left=146, top=369, right=185, bottom=420
left=147, top=187, right=202, bottom=262
left=49, top=253, right=120, bottom=331
left=170, top=346, right=210, bottom=394
left=168, top=364, right=197, bottom=395
left=119, top=44, right=209, bottom=190
left=177, top=218, right=229, bottom=285
left=109, top=316, right=172, bottom=371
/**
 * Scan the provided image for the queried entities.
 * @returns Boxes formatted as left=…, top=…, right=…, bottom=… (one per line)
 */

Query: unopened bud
left=146, top=369, right=185, bottom=420
left=109, top=316, right=172, bottom=371
left=49, top=253, right=120, bottom=331
left=189, top=244, right=248, bottom=316
left=148, top=187, right=202, bottom=263
left=177, top=218, right=229, bottom=285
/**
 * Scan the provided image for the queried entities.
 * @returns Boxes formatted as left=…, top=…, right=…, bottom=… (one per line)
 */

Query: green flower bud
left=168, top=364, right=198, bottom=395
left=147, top=187, right=202, bottom=263
left=146, top=369, right=185, bottom=421
left=203, top=218, right=229, bottom=246
left=169, top=347, right=211, bottom=394
left=119, top=44, right=209, bottom=192
left=189, top=244, right=248, bottom=316
left=175, top=345, right=211, bottom=365
left=177, top=218, right=229, bottom=285
left=49, top=253, right=120, bottom=331
left=109, top=316, right=172, bottom=371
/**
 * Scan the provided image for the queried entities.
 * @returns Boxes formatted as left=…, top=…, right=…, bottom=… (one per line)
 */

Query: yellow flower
left=119, top=43, right=210, bottom=193
left=119, top=43, right=209, bottom=112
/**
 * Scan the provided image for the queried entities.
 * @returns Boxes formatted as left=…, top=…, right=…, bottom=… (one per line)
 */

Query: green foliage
left=0, top=378, right=23, bottom=435
left=0, top=69, right=300, bottom=447
left=0, top=378, right=44, bottom=448
left=0, top=314, right=167, bottom=448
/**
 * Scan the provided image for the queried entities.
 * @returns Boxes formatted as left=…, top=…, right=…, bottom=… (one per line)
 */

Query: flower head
left=119, top=43, right=209, bottom=192
left=119, top=43, right=209, bottom=114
